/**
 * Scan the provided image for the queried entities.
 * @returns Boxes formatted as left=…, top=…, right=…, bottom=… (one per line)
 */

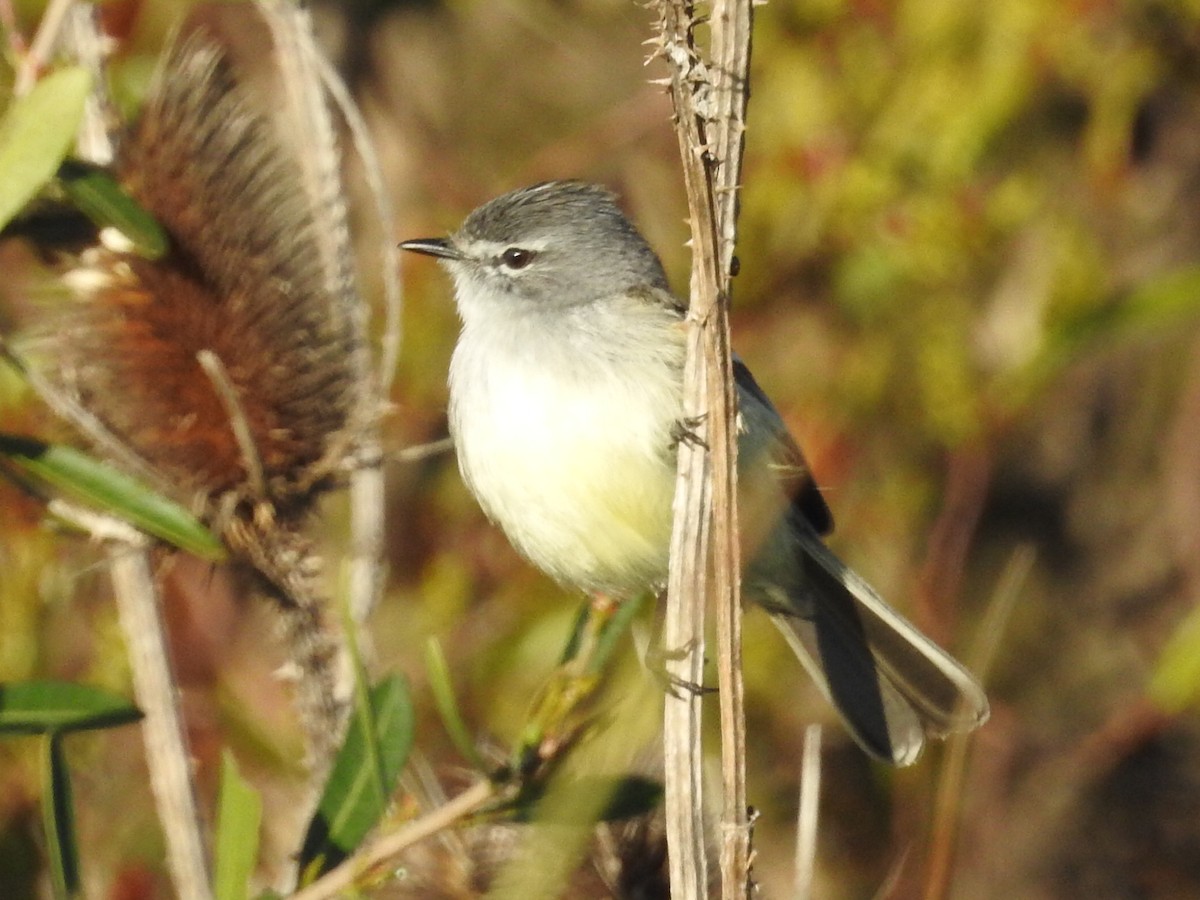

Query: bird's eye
left=500, top=247, right=534, bottom=270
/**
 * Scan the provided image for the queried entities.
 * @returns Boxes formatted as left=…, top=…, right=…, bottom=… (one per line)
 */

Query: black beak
left=399, top=237, right=463, bottom=260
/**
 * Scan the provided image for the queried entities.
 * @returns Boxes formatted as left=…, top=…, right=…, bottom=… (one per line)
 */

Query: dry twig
left=652, top=0, right=755, bottom=896
left=289, top=779, right=497, bottom=900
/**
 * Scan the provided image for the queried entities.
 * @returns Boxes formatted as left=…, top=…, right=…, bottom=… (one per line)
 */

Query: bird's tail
left=759, top=529, right=989, bottom=766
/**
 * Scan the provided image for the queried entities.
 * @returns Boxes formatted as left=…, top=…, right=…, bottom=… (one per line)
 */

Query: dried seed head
left=52, top=16, right=366, bottom=523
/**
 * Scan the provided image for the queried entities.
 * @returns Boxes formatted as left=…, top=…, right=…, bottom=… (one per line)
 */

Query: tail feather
left=762, top=529, right=989, bottom=766
left=770, top=606, right=927, bottom=766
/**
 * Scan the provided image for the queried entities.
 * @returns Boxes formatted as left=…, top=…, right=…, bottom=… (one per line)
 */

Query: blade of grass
left=923, top=546, right=1031, bottom=900
left=42, top=733, right=80, bottom=900
left=214, top=751, right=262, bottom=900
left=424, top=636, right=489, bottom=772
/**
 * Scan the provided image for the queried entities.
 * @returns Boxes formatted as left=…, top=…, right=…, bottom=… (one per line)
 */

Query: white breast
left=448, top=304, right=684, bottom=596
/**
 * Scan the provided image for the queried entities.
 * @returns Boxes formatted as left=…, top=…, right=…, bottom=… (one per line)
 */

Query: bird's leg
left=669, top=413, right=708, bottom=451
left=644, top=589, right=714, bottom=698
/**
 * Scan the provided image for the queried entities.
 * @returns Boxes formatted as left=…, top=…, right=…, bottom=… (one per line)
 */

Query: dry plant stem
left=391, top=436, right=455, bottom=464
left=307, top=9, right=398, bottom=625
left=273, top=1, right=391, bottom=627
left=655, top=0, right=753, bottom=896
left=0, top=0, right=25, bottom=57
left=708, top=1, right=754, bottom=895
left=289, top=779, right=496, bottom=900
left=658, top=2, right=715, bottom=893
left=62, top=1, right=116, bottom=166
left=662, top=391, right=709, bottom=900
left=348, top=457, right=386, bottom=625
left=46, top=504, right=212, bottom=900
left=14, top=0, right=72, bottom=95
left=196, top=349, right=267, bottom=498
left=310, top=47, right=404, bottom=397
left=922, top=546, right=1031, bottom=900
left=793, top=725, right=823, bottom=900
left=109, top=542, right=214, bottom=900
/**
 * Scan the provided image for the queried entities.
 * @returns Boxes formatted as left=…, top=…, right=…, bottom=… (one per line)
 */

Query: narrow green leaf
left=586, top=591, right=647, bottom=676
left=298, top=676, right=414, bottom=878
left=57, top=160, right=168, bottom=259
left=559, top=593, right=645, bottom=674
left=558, top=603, right=592, bottom=665
left=0, top=681, right=141, bottom=735
left=425, top=637, right=488, bottom=772
left=214, top=752, right=262, bottom=900
left=42, top=734, right=81, bottom=899
left=0, top=67, right=92, bottom=231
left=0, top=434, right=226, bottom=561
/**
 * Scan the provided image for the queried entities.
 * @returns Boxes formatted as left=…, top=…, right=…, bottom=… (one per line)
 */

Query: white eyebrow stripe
left=461, top=237, right=551, bottom=257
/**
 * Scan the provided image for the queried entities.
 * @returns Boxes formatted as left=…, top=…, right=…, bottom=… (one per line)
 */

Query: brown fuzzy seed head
left=53, top=25, right=366, bottom=518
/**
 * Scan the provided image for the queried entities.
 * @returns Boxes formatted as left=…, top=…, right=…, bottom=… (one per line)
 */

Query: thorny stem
left=652, top=0, right=754, bottom=897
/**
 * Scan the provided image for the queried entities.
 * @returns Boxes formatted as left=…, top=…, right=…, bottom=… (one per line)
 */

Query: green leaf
left=0, top=681, right=141, bottom=735
left=42, top=734, right=80, bottom=900
left=425, top=637, right=488, bottom=771
left=298, top=675, right=414, bottom=879
left=559, top=593, right=646, bottom=675
left=1149, top=602, right=1200, bottom=714
left=0, top=67, right=92, bottom=232
left=214, top=752, right=262, bottom=900
left=57, top=160, right=168, bottom=260
left=0, top=434, right=226, bottom=561
left=586, top=591, right=647, bottom=677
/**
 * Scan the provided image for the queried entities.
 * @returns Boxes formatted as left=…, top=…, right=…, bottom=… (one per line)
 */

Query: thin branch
left=347, top=455, right=386, bottom=625
left=109, top=542, right=215, bottom=900
left=44, top=499, right=214, bottom=899
left=922, top=546, right=1030, bottom=900
left=44, top=498, right=145, bottom=545
left=14, top=0, right=73, bottom=95
left=310, top=45, right=404, bottom=396
left=391, top=435, right=455, bottom=464
left=793, top=725, right=823, bottom=900
left=654, top=0, right=754, bottom=897
left=289, top=779, right=496, bottom=900
left=196, top=349, right=267, bottom=498
left=272, top=0, right=390, bottom=629
left=0, top=0, right=29, bottom=72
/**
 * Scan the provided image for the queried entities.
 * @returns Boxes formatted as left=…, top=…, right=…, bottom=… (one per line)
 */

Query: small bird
left=401, top=181, right=987, bottom=764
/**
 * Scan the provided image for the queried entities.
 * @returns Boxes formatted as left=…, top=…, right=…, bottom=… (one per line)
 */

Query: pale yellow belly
left=450, top=345, right=681, bottom=596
